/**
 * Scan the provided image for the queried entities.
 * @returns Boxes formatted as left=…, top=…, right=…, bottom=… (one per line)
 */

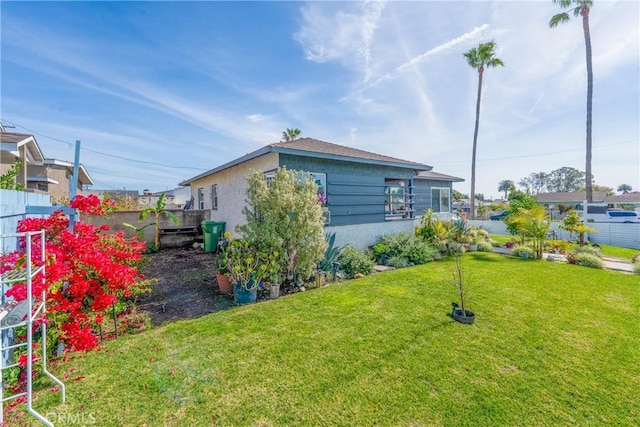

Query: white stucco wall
left=188, top=153, right=279, bottom=236
left=325, top=219, right=419, bottom=250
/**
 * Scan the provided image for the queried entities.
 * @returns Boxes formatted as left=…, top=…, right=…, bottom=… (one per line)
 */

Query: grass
left=490, top=234, right=640, bottom=261
left=26, top=253, right=640, bottom=426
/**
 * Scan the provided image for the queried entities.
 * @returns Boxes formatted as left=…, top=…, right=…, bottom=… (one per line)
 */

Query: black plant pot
left=452, top=309, right=475, bottom=324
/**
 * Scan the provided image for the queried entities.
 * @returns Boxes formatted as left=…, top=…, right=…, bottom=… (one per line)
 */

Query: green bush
left=633, top=262, right=640, bottom=276
left=338, top=247, right=374, bottom=279
left=477, top=240, right=493, bottom=252
left=238, top=167, right=327, bottom=284
left=566, top=246, right=602, bottom=264
left=374, top=232, right=438, bottom=265
left=387, top=256, right=410, bottom=269
left=477, top=228, right=490, bottom=240
left=512, top=245, right=535, bottom=259
left=571, top=253, right=604, bottom=269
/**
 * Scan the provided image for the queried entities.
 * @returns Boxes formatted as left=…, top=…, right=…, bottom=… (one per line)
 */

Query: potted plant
left=265, top=251, right=282, bottom=299
left=224, top=238, right=271, bottom=304
left=214, top=253, right=233, bottom=294
left=447, top=243, right=475, bottom=324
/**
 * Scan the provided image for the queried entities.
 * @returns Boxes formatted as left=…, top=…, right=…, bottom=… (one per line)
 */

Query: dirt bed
left=137, top=247, right=235, bottom=326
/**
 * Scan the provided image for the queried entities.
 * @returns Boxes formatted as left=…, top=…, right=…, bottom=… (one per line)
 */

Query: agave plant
left=317, top=232, right=345, bottom=273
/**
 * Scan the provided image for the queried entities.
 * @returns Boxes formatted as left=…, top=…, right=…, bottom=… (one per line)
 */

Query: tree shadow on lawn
left=466, top=252, right=502, bottom=262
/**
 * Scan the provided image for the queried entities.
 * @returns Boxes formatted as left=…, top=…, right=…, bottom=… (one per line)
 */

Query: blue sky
left=1, top=0, right=638, bottom=198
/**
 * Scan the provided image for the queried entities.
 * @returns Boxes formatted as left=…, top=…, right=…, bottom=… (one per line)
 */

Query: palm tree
left=282, top=128, right=302, bottom=142
left=464, top=41, right=504, bottom=220
left=617, top=184, right=632, bottom=194
left=498, top=179, right=515, bottom=199
left=549, top=0, right=594, bottom=202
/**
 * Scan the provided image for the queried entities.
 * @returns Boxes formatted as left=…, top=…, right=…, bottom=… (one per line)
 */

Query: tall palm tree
left=617, top=184, right=632, bottom=194
left=498, top=179, right=515, bottom=199
left=549, top=0, right=594, bottom=202
left=464, top=41, right=504, bottom=220
left=282, top=128, right=302, bottom=142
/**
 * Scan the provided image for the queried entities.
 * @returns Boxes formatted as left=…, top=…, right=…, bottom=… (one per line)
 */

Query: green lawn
left=29, top=253, right=639, bottom=426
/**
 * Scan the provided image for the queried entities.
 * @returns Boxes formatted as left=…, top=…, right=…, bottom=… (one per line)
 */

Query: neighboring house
left=138, top=187, right=191, bottom=209
left=1, top=129, right=93, bottom=200
left=179, top=137, right=463, bottom=248
left=27, top=158, right=93, bottom=201
left=537, top=191, right=609, bottom=208
left=0, top=131, right=45, bottom=187
left=84, top=189, right=140, bottom=200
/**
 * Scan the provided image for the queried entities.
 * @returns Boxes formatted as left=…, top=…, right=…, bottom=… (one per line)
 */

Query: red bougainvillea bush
left=1, top=195, right=147, bottom=352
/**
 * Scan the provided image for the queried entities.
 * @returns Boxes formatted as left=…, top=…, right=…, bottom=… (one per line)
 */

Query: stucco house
left=27, top=158, right=93, bottom=201
left=179, top=138, right=463, bottom=249
left=1, top=128, right=92, bottom=200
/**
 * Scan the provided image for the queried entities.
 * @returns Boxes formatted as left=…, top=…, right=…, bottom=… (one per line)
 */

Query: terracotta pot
left=216, top=272, right=233, bottom=294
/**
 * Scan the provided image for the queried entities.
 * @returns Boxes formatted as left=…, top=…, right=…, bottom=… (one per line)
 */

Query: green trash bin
left=201, top=221, right=226, bottom=252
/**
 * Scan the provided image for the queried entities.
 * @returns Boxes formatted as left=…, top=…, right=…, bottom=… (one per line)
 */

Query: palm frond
left=549, top=12, right=570, bottom=28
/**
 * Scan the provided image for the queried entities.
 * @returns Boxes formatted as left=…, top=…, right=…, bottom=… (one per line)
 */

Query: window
left=385, top=179, right=410, bottom=219
left=197, top=188, right=204, bottom=210
left=431, top=188, right=451, bottom=213
left=211, top=184, right=218, bottom=210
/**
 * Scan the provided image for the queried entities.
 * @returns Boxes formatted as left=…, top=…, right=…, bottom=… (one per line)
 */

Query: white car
left=604, top=210, right=640, bottom=223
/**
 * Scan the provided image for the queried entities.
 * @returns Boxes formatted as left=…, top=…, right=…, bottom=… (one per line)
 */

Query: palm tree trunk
left=582, top=5, right=593, bottom=203
left=470, top=67, right=484, bottom=220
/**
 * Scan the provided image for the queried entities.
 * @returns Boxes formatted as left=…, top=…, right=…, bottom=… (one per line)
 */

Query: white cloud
left=295, top=0, right=386, bottom=81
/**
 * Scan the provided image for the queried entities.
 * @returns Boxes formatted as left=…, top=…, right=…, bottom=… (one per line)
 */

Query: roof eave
left=179, top=146, right=273, bottom=186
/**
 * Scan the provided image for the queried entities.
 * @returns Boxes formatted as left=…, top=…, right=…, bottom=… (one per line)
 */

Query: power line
left=0, top=119, right=208, bottom=171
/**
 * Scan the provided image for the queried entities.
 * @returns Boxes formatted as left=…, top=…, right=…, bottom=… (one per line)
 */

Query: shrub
left=387, top=256, right=410, bottom=269
left=477, top=240, right=493, bottom=252
left=571, top=253, right=605, bottom=269
left=238, top=167, right=327, bottom=285
left=374, top=232, right=438, bottom=265
left=544, top=239, right=571, bottom=254
left=338, top=247, right=374, bottom=279
left=477, top=228, right=490, bottom=240
left=566, top=246, right=602, bottom=264
left=634, top=262, right=640, bottom=276
left=490, top=239, right=501, bottom=247
left=512, top=245, right=535, bottom=259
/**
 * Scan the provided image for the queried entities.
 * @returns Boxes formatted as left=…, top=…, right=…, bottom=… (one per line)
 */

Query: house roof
left=180, top=137, right=434, bottom=185
left=536, top=191, right=608, bottom=203
left=604, top=193, right=640, bottom=204
left=42, top=158, right=94, bottom=186
left=0, top=132, right=45, bottom=164
left=415, top=170, right=464, bottom=183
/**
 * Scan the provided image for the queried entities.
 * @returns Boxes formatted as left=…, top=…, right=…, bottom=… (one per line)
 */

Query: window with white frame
left=198, top=187, right=205, bottom=210
left=211, top=184, right=218, bottom=210
left=431, top=187, right=451, bottom=213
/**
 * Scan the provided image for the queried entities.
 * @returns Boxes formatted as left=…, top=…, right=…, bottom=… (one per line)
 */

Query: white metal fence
left=469, top=220, right=640, bottom=250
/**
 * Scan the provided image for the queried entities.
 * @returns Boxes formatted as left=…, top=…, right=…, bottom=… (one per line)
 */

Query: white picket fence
left=470, top=220, right=640, bottom=250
